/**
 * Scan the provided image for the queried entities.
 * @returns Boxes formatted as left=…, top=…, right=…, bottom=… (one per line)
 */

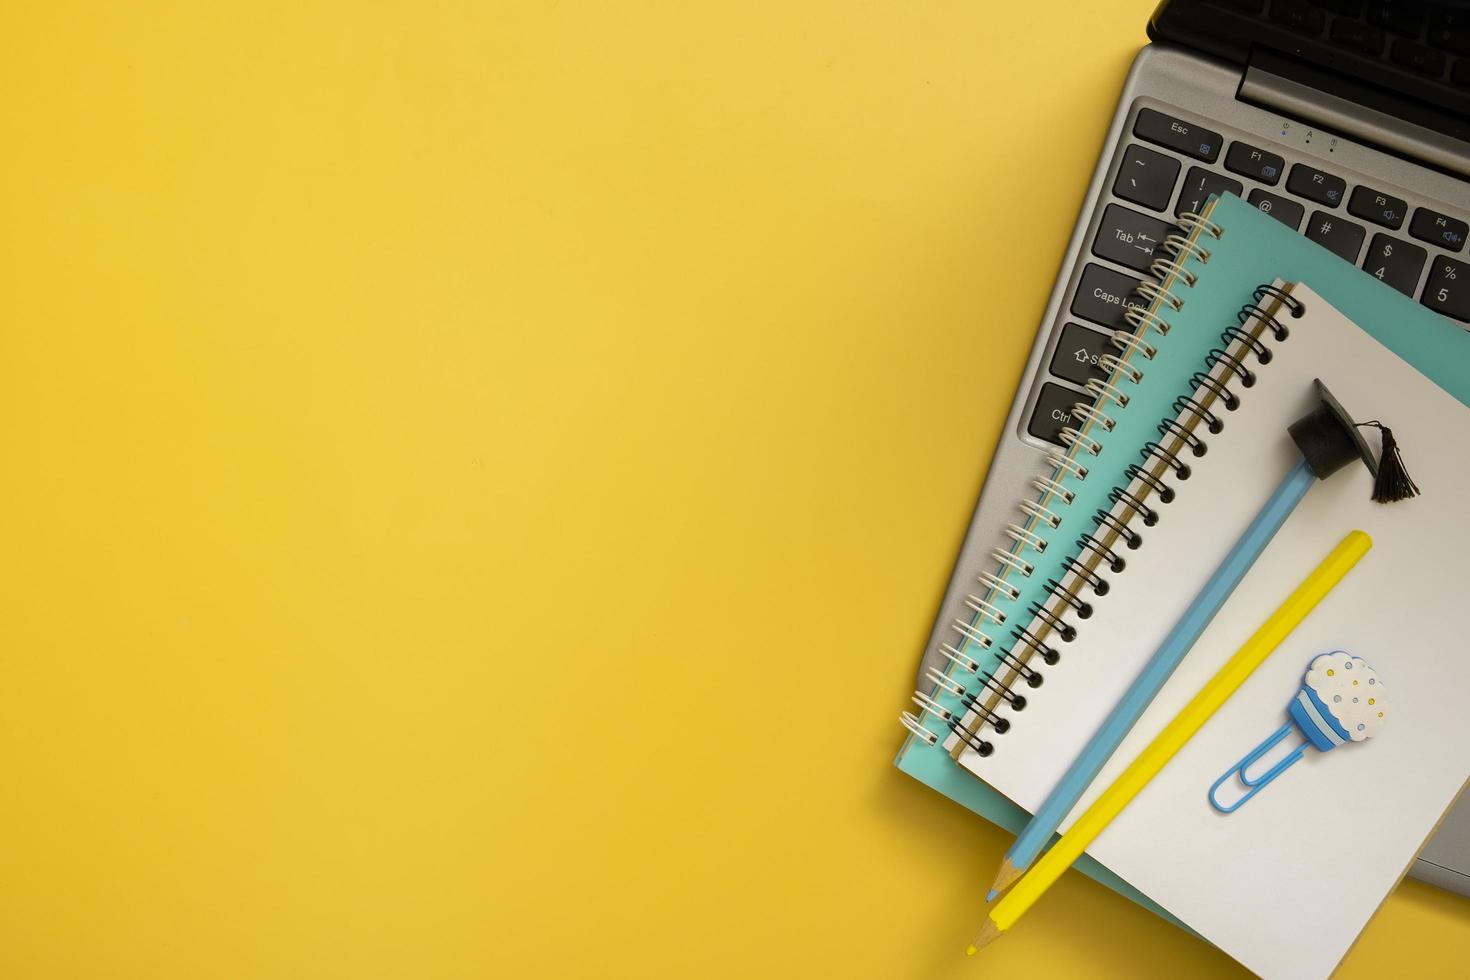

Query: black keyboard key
left=1050, top=322, right=1115, bottom=386
left=1422, top=255, right=1470, bottom=322
left=1208, top=0, right=1264, bottom=10
left=1429, top=10, right=1470, bottom=54
left=1368, top=0, right=1424, bottom=36
left=1072, top=263, right=1146, bottom=330
left=1363, top=234, right=1428, bottom=296
left=1224, top=141, right=1285, bottom=184
left=1092, top=204, right=1177, bottom=273
left=1392, top=38, right=1448, bottom=75
left=1133, top=108, right=1223, bottom=163
left=1176, top=167, right=1244, bottom=218
left=1330, top=17, right=1386, bottom=53
left=1028, top=383, right=1095, bottom=446
left=1271, top=0, right=1327, bottom=32
left=1455, top=57, right=1470, bottom=89
left=1305, top=211, right=1367, bottom=262
left=1408, top=207, right=1468, bottom=252
left=1285, top=164, right=1346, bottom=207
left=1247, top=189, right=1305, bottom=230
left=1311, top=0, right=1364, bottom=15
left=1113, top=143, right=1181, bottom=212
left=1347, top=186, right=1407, bottom=229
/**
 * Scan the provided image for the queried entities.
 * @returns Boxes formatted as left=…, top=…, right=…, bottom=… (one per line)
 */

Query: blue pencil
left=987, top=457, right=1317, bottom=899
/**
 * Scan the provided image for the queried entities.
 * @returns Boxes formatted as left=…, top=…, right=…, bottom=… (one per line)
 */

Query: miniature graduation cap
left=1208, top=382, right=1419, bottom=645
left=1288, top=379, right=1419, bottom=503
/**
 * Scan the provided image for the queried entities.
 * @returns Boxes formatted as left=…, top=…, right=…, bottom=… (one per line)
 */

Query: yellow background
left=2, top=2, right=1466, bottom=977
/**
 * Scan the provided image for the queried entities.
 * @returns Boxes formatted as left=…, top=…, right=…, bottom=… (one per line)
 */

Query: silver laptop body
left=913, top=6, right=1470, bottom=894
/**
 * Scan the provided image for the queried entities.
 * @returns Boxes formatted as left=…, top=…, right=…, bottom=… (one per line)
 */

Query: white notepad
left=964, top=284, right=1470, bottom=978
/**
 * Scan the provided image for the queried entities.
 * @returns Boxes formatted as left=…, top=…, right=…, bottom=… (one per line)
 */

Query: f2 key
left=1286, top=164, right=1346, bottom=208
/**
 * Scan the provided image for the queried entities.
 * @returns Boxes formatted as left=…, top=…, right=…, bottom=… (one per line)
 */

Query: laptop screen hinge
left=1240, top=51, right=1470, bottom=181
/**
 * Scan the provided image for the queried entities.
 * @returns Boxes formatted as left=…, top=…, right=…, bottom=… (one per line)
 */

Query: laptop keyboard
left=1221, top=0, right=1470, bottom=92
left=1027, top=104, right=1470, bottom=446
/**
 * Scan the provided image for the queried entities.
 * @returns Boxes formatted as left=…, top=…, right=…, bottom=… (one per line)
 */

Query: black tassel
left=1357, top=421, right=1420, bottom=503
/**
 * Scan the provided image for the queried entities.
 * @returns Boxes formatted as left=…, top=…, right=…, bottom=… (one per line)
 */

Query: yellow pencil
left=967, top=529, right=1372, bottom=954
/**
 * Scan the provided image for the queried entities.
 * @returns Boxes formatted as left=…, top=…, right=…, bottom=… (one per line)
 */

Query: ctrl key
left=1028, top=382, right=1095, bottom=447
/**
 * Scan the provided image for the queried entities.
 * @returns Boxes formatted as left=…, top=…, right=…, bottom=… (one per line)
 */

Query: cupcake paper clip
left=1209, top=651, right=1386, bottom=814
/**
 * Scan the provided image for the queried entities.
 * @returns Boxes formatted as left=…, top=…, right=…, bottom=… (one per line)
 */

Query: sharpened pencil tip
left=968, top=916, right=1003, bottom=954
left=989, top=858, right=1024, bottom=896
left=985, top=889, right=998, bottom=903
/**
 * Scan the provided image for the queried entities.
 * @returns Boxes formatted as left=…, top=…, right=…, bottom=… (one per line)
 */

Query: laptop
left=913, top=0, right=1470, bottom=894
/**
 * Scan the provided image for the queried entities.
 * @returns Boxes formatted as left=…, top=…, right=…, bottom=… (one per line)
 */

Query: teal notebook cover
left=896, top=192, right=1470, bottom=920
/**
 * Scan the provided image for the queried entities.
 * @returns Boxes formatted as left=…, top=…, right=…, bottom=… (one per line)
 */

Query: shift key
left=1073, top=263, right=1145, bottom=331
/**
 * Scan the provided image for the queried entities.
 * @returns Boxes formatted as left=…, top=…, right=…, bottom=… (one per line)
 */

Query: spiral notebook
left=896, top=194, right=1470, bottom=922
left=1012, top=281, right=1470, bottom=979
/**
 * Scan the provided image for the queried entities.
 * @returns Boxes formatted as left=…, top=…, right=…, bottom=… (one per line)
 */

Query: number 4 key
left=1362, top=233, right=1426, bottom=298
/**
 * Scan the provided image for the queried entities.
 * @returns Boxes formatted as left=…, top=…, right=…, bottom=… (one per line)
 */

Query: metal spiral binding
left=1097, top=352, right=1143, bottom=385
left=1158, top=416, right=1208, bottom=458
left=1059, top=426, right=1104, bottom=458
left=1220, top=323, right=1272, bottom=363
left=1140, top=438, right=1193, bottom=479
left=1091, top=508, right=1143, bottom=549
left=1069, top=401, right=1118, bottom=433
left=1253, top=281, right=1306, bottom=318
left=1204, top=347, right=1258, bottom=388
left=914, top=679, right=1012, bottom=734
left=1026, top=598, right=1077, bottom=640
left=935, top=276, right=1296, bottom=760
left=1108, top=330, right=1157, bottom=363
left=1106, top=485, right=1158, bottom=527
left=1076, top=532, right=1126, bottom=573
left=1189, top=370, right=1242, bottom=411
left=992, top=545, right=1037, bottom=577
left=1085, top=376, right=1131, bottom=410
left=963, top=593, right=1006, bottom=626
left=902, top=208, right=1305, bottom=765
left=900, top=210, right=1229, bottom=753
left=976, top=570, right=1021, bottom=602
left=1123, top=462, right=1174, bottom=503
left=951, top=617, right=993, bottom=649
left=1044, top=576, right=1093, bottom=617
left=1060, top=553, right=1109, bottom=595
left=1018, top=498, right=1064, bottom=530
left=1172, top=395, right=1223, bottom=435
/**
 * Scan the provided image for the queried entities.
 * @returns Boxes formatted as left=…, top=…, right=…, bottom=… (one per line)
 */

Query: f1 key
left=1224, top=141, right=1284, bottom=185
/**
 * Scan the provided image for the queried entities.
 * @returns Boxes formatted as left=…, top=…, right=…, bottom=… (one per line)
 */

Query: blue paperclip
left=1209, top=651, right=1386, bottom=814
